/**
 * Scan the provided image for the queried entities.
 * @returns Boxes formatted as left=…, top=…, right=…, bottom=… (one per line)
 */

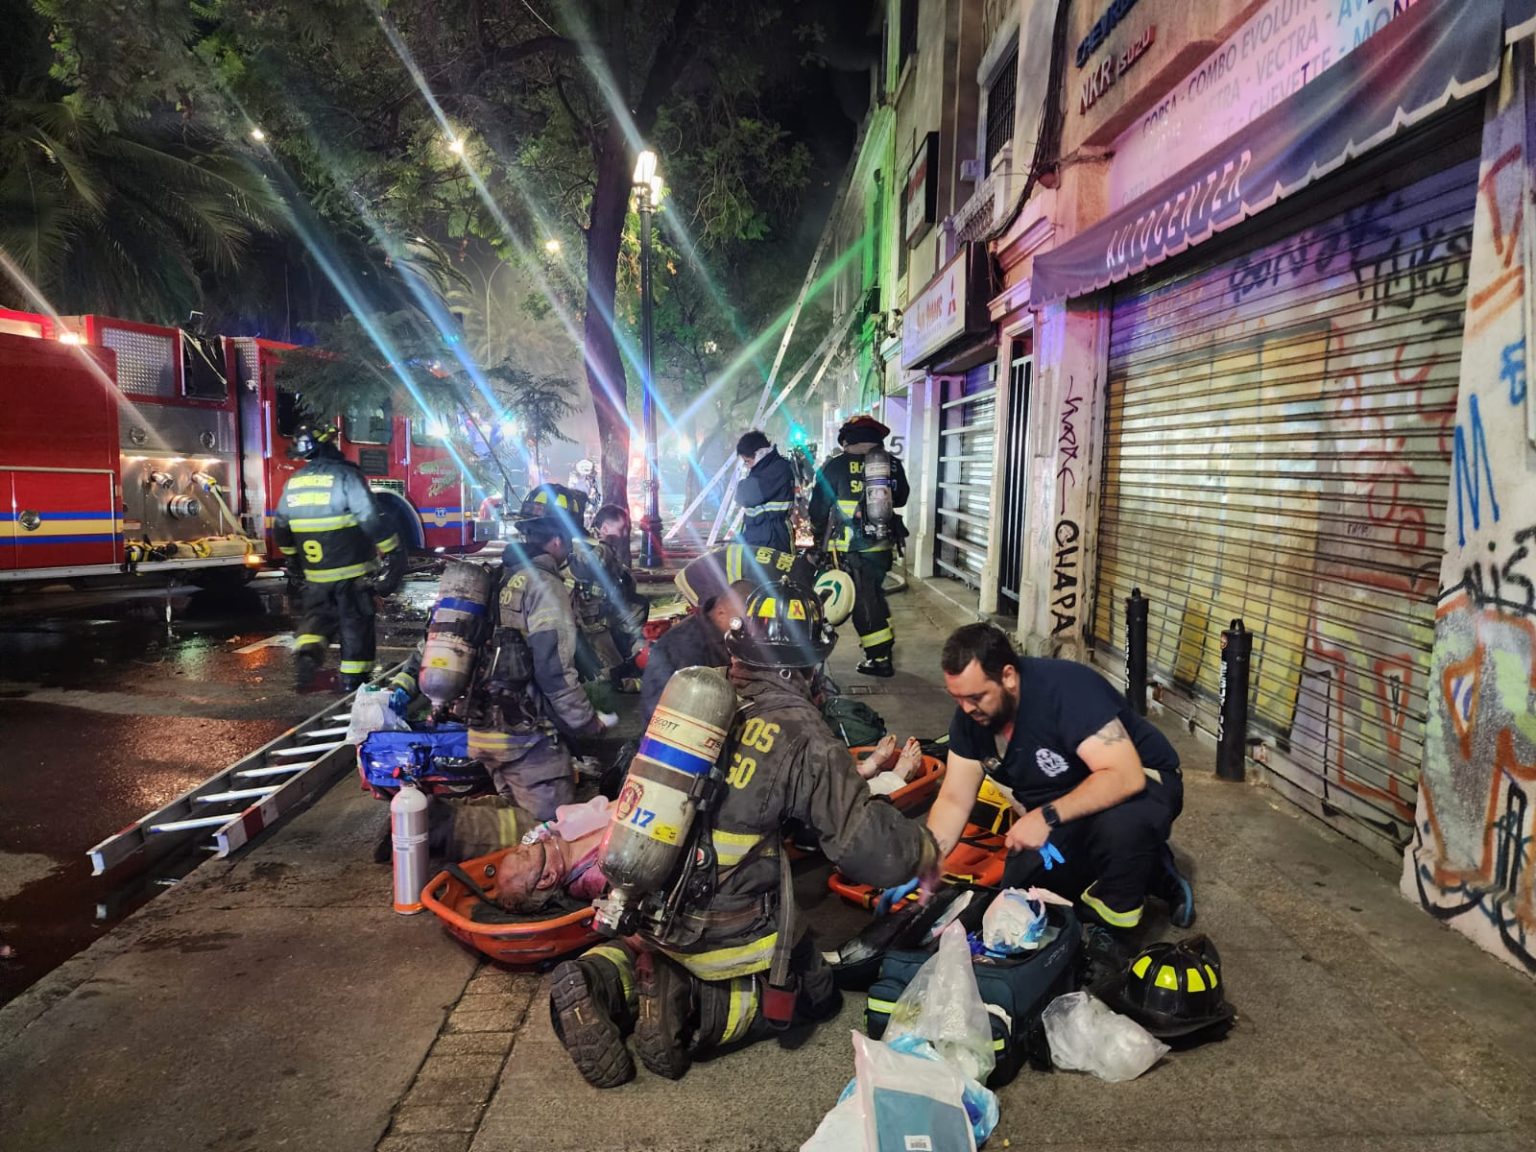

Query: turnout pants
left=1002, top=770, right=1184, bottom=929
left=468, top=727, right=575, bottom=821
left=294, top=576, right=376, bottom=681
left=574, top=934, right=837, bottom=1060
left=837, top=549, right=894, bottom=659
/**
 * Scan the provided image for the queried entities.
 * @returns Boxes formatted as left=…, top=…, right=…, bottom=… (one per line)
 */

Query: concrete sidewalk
left=2, top=579, right=1534, bottom=1152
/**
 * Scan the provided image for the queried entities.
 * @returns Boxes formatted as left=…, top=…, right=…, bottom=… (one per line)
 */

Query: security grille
left=1093, top=143, right=1478, bottom=852
left=985, top=50, right=1018, bottom=172
left=935, top=363, right=996, bottom=587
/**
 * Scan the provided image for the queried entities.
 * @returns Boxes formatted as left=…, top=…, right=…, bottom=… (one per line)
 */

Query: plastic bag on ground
left=855, top=1031, right=977, bottom=1152
left=883, top=920, right=995, bottom=1083
left=346, top=685, right=409, bottom=746
left=1042, top=990, right=1169, bottom=1082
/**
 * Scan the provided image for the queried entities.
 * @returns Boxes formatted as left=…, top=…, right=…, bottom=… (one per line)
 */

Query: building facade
left=819, top=0, right=1536, bottom=973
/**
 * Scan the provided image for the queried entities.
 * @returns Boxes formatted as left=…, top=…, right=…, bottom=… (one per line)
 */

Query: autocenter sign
left=1108, top=0, right=1423, bottom=210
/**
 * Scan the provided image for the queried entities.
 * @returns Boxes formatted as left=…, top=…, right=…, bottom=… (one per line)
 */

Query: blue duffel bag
left=357, top=724, right=491, bottom=797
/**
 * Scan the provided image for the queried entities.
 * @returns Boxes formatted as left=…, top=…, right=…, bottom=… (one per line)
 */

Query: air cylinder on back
left=419, top=559, right=494, bottom=710
left=863, top=446, right=894, bottom=537
left=594, top=666, right=738, bottom=935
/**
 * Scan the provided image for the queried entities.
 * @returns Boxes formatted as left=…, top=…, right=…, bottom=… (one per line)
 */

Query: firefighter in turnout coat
left=548, top=579, right=940, bottom=1088
left=808, top=415, right=909, bottom=678
left=476, top=487, right=616, bottom=819
left=274, top=423, right=404, bottom=691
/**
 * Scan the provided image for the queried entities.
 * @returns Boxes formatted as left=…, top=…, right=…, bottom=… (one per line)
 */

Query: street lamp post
left=634, top=149, right=666, bottom=569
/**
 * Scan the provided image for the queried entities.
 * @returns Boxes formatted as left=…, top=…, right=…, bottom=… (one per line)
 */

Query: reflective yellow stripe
left=294, top=633, right=328, bottom=650
left=666, top=932, right=777, bottom=981
left=1185, top=967, right=1207, bottom=993
left=858, top=627, right=894, bottom=648
left=278, top=545, right=298, bottom=556
left=285, top=474, right=335, bottom=489
left=390, top=672, right=417, bottom=694
left=743, top=501, right=792, bottom=515
left=1132, top=955, right=1152, bottom=980
left=721, top=978, right=758, bottom=1044
left=495, top=808, right=522, bottom=844
left=291, top=514, right=360, bottom=532
left=469, top=730, right=517, bottom=753
left=866, top=998, right=897, bottom=1015
left=339, top=659, right=372, bottom=674
left=1155, top=964, right=1180, bottom=990
left=376, top=534, right=401, bottom=554
left=1081, top=884, right=1143, bottom=928
left=306, top=561, right=372, bottom=582
left=585, top=944, right=635, bottom=1002
left=712, top=828, right=765, bottom=868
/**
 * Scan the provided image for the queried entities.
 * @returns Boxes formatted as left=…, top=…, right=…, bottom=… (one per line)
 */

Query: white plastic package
left=855, top=1032, right=977, bottom=1152
left=1042, top=990, right=1169, bottom=1082
left=345, top=685, right=410, bottom=746
left=883, top=921, right=995, bottom=1084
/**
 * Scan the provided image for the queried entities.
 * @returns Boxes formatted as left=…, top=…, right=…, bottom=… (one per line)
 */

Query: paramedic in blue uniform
left=925, top=623, right=1193, bottom=933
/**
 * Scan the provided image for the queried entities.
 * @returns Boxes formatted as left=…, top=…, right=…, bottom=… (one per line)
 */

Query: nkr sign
left=1080, top=24, right=1156, bottom=114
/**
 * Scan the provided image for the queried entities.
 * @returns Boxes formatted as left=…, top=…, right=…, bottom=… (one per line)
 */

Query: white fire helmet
left=814, top=569, right=856, bottom=627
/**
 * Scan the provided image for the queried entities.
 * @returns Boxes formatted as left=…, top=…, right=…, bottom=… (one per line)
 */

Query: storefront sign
left=1109, top=0, right=1423, bottom=210
left=1076, top=0, right=1142, bottom=68
left=905, top=133, right=939, bottom=246
left=902, top=247, right=994, bottom=369
left=1080, top=24, right=1156, bottom=114
left=1033, top=0, right=1500, bottom=304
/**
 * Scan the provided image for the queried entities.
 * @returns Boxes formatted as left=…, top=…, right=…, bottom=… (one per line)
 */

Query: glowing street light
left=447, top=137, right=466, bottom=156
left=633, top=148, right=666, bottom=568
left=249, top=127, right=267, bottom=143
left=544, top=238, right=562, bottom=255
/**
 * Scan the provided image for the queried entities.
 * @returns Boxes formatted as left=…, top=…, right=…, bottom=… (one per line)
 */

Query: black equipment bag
left=863, top=889, right=1081, bottom=1087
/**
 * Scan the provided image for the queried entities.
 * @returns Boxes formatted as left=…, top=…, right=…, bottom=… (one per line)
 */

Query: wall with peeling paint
left=1404, top=51, right=1536, bottom=977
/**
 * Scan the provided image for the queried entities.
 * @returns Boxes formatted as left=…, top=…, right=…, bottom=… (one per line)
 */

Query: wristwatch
left=1041, top=803, right=1063, bottom=829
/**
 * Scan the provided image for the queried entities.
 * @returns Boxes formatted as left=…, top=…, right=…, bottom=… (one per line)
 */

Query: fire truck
left=0, top=306, right=470, bottom=588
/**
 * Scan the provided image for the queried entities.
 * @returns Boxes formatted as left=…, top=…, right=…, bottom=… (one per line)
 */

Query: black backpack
left=863, top=887, right=1081, bottom=1087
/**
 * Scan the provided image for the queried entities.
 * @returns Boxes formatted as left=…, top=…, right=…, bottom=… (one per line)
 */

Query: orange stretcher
left=846, top=745, right=947, bottom=814
left=422, top=852, right=599, bottom=967
left=826, top=776, right=1016, bottom=909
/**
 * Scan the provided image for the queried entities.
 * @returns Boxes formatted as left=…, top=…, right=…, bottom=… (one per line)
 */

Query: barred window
left=985, top=50, right=1018, bottom=172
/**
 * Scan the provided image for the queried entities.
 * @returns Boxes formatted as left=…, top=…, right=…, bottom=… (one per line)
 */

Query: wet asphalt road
left=0, top=572, right=436, bottom=1006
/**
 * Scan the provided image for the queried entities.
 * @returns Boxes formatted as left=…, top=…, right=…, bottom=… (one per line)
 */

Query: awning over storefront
left=1032, top=0, right=1506, bottom=305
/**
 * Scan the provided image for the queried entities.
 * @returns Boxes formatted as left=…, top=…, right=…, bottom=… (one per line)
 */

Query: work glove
left=389, top=687, right=412, bottom=716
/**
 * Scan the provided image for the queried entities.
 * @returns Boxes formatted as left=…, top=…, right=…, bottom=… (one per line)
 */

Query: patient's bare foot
left=858, top=734, right=898, bottom=779
left=893, top=737, right=923, bottom=782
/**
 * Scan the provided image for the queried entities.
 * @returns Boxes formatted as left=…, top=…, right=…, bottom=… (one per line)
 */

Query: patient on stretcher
left=856, top=735, right=923, bottom=796
left=490, top=799, right=611, bottom=913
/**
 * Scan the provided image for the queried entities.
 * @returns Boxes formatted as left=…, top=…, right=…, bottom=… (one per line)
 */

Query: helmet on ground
left=838, top=414, right=889, bottom=447
left=725, top=578, right=837, bottom=669
left=1109, top=934, right=1235, bottom=1039
left=291, top=423, right=339, bottom=459
left=814, top=568, right=856, bottom=626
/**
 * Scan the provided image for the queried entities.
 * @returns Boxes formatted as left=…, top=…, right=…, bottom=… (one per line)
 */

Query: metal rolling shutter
left=1092, top=151, right=1478, bottom=853
left=935, top=364, right=996, bottom=586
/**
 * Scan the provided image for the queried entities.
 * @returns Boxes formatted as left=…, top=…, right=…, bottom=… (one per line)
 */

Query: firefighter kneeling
left=548, top=579, right=939, bottom=1088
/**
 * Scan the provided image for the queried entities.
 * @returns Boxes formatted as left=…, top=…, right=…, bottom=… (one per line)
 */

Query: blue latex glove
left=389, top=687, right=412, bottom=716
left=874, top=876, right=921, bottom=916
left=1040, top=840, right=1065, bottom=871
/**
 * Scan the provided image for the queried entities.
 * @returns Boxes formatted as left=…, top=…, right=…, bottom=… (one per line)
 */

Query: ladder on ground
left=86, top=667, right=400, bottom=875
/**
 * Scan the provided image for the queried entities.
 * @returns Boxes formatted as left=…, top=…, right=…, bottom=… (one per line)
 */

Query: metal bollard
left=1125, top=587, right=1149, bottom=716
left=1217, top=618, right=1251, bottom=782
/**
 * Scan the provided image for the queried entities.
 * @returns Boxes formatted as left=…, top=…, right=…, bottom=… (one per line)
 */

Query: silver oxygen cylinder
left=862, top=446, right=894, bottom=539
left=419, top=559, right=494, bottom=709
left=594, top=666, right=738, bottom=935
left=391, top=781, right=430, bottom=915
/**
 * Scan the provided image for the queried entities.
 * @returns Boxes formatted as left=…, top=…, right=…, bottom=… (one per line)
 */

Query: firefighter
left=274, top=422, right=404, bottom=691
left=808, top=415, right=910, bottom=678
left=475, top=486, right=617, bottom=819
left=548, top=578, right=940, bottom=1088
left=734, top=429, right=796, bottom=553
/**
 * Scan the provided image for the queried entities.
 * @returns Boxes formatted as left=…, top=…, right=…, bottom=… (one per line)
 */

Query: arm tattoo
left=1092, top=719, right=1130, bottom=745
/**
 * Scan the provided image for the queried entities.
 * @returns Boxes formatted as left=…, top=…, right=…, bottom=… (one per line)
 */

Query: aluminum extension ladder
left=86, top=666, right=400, bottom=875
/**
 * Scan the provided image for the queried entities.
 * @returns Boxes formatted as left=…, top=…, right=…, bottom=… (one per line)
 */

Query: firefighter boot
left=633, top=950, right=694, bottom=1079
left=856, top=656, right=895, bottom=678
left=1152, top=844, right=1196, bottom=929
left=294, top=649, right=324, bottom=693
left=549, top=951, right=636, bottom=1089
left=339, top=672, right=368, bottom=693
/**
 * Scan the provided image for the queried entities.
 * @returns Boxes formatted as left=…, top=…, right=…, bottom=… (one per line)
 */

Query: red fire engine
left=0, top=306, right=470, bottom=587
